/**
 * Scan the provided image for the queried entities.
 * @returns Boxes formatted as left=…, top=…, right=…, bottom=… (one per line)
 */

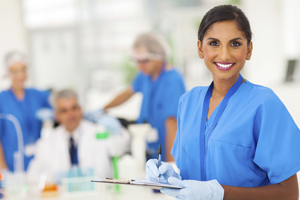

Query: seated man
left=27, top=89, right=129, bottom=182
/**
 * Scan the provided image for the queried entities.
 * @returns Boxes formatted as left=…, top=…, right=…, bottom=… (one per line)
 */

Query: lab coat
left=27, top=119, right=130, bottom=182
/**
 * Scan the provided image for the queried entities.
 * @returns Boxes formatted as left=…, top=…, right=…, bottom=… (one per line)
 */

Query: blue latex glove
left=97, top=115, right=122, bottom=135
left=146, top=159, right=181, bottom=184
left=161, top=177, right=224, bottom=200
left=35, top=108, right=53, bottom=121
left=85, top=110, right=121, bottom=135
left=85, top=109, right=105, bottom=123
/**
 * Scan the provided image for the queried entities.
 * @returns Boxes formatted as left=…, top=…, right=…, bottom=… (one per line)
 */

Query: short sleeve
left=253, top=91, right=300, bottom=184
left=131, top=73, right=144, bottom=92
left=162, top=74, right=185, bottom=121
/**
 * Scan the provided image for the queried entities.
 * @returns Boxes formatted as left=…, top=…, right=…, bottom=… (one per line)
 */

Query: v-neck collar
left=205, top=102, right=221, bottom=133
left=9, top=88, right=26, bottom=102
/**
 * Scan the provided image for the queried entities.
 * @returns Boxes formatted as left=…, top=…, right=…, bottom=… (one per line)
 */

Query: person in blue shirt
left=0, top=52, right=51, bottom=172
left=104, top=33, right=186, bottom=161
left=146, top=5, right=300, bottom=200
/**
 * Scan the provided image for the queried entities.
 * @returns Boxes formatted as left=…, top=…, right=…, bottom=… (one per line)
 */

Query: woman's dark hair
left=198, top=5, right=252, bottom=45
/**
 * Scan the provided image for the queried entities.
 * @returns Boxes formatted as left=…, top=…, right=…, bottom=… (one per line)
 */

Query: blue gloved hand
left=85, top=109, right=105, bottom=123
left=161, top=177, right=224, bottom=200
left=97, top=115, right=122, bottom=135
left=146, top=159, right=181, bottom=184
left=36, top=108, right=53, bottom=121
left=85, top=110, right=121, bottom=135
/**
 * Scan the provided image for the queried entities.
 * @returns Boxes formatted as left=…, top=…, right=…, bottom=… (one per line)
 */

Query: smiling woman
left=197, top=20, right=253, bottom=120
left=145, top=4, right=300, bottom=200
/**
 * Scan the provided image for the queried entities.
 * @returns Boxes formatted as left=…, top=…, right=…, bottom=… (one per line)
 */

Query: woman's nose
left=218, top=46, right=231, bottom=61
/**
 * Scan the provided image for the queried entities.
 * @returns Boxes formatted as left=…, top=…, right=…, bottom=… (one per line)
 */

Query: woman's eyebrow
left=229, top=37, right=243, bottom=42
left=207, top=37, right=219, bottom=41
left=206, top=37, right=243, bottom=42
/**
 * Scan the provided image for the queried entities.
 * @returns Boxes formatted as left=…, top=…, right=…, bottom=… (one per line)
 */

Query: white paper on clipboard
left=91, top=178, right=183, bottom=190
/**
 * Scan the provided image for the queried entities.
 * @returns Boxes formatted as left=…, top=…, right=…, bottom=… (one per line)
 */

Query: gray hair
left=132, top=33, right=170, bottom=62
left=4, top=51, right=27, bottom=69
left=50, top=89, right=78, bottom=109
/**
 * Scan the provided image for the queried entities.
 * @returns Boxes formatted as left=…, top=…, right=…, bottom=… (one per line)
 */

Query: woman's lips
left=214, top=62, right=235, bottom=71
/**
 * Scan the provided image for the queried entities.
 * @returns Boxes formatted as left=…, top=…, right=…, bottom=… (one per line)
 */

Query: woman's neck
left=151, top=62, right=164, bottom=81
left=212, top=75, right=239, bottom=98
left=11, top=86, right=25, bottom=100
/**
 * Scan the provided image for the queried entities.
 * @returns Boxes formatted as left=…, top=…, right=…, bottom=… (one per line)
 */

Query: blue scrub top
left=172, top=80, right=300, bottom=187
left=132, top=68, right=185, bottom=161
left=0, top=88, right=51, bottom=171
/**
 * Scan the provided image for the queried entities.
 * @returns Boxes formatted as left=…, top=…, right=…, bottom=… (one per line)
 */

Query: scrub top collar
left=9, top=88, right=26, bottom=101
left=205, top=103, right=221, bottom=134
left=200, top=74, right=244, bottom=181
left=149, top=63, right=166, bottom=82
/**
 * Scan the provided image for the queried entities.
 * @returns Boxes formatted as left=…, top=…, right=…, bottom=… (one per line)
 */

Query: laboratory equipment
left=0, top=114, right=24, bottom=174
left=0, top=113, right=26, bottom=197
left=41, top=183, right=58, bottom=198
left=128, top=123, right=151, bottom=176
left=62, top=167, right=95, bottom=193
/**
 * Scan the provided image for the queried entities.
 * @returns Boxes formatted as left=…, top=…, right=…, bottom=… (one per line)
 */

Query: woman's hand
left=145, top=159, right=181, bottom=184
left=161, top=177, right=224, bottom=200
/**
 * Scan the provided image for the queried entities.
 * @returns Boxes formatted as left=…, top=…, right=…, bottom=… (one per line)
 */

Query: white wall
left=0, top=0, right=28, bottom=89
left=241, top=0, right=285, bottom=86
left=242, top=0, right=300, bottom=86
left=282, top=0, right=300, bottom=59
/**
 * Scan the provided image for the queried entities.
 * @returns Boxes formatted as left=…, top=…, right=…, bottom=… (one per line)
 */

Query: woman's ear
left=197, top=40, right=204, bottom=59
left=246, top=42, right=253, bottom=60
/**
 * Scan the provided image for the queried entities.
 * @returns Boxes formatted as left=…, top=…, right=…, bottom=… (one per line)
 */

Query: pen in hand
left=157, top=144, right=162, bottom=181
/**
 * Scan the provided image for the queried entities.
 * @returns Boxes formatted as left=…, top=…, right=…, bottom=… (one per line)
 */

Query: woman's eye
left=209, top=41, right=219, bottom=46
left=231, top=42, right=241, bottom=47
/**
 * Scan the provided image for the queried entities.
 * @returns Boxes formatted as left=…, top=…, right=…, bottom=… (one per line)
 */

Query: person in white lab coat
left=27, top=89, right=129, bottom=183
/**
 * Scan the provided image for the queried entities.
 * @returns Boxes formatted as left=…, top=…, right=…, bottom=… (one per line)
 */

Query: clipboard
left=91, top=178, right=183, bottom=190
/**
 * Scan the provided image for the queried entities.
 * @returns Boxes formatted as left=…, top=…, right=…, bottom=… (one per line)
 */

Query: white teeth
left=216, top=63, right=233, bottom=68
